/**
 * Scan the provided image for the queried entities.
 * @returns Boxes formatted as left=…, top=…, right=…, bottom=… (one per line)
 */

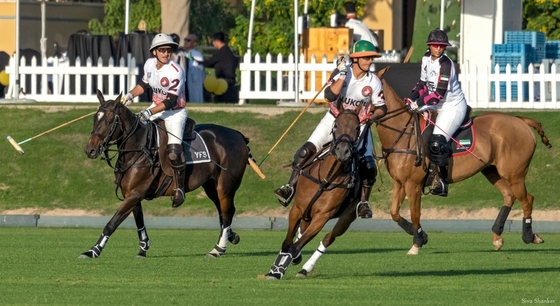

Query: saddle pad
left=450, top=125, right=476, bottom=157
left=183, top=131, right=212, bottom=164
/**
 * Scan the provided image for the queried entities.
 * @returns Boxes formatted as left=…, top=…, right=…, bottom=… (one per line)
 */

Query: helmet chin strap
left=352, top=59, right=370, bottom=73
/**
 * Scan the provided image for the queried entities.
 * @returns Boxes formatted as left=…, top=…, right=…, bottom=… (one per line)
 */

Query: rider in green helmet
left=274, top=40, right=386, bottom=219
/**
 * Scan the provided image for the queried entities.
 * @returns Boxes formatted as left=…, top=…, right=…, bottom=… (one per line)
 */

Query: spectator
left=182, top=34, right=205, bottom=103
left=205, top=32, right=239, bottom=103
left=343, top=1, right=380, bottom=50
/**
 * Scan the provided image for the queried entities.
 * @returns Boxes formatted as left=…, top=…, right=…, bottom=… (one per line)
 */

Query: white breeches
left=307, top=111, right=373, bottom=157
left=433, top=101, right=467, bottom=141
left=148, top=105, right=188, bottom=145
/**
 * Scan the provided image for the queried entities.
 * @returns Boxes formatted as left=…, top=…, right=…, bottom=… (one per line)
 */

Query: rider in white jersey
left=404, top=28, right=468, bottom=197
left=275, top=40, right=387, bottom=219
left=123, top=33, right=188, bottom=208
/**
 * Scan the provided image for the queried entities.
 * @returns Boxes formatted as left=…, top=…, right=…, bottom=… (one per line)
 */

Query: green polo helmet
left=350, top=40, right=381, bottom=58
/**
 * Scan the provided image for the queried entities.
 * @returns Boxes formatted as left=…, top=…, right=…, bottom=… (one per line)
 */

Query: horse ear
left=375, top=66, right=390, bottom=79
left=116, top=92, right=123, bottom=104
left=96, top=89, right=105, bottom=105
left=337, top=100, right=344, bottom=113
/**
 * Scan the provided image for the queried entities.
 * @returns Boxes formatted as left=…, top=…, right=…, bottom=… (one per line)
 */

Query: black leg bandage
left=522, top=217, right=535, bottom=244
left=492, top=206, right=512, bottom=235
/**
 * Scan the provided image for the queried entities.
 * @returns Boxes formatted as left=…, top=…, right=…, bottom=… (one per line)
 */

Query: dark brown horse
left=374, top=67, right=550, bottom=254
left=80, top=90, right=251, bottom=259
left=266, top=104, right=364, bottom=280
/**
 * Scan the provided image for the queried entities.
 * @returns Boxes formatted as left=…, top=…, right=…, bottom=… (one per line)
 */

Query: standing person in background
left=123, top=33, right=188, bottom=208
left=205, top=32, right=239, bottom=103
left=183, top=34, right=205, bottom=103
left=343, top=1, right=379, bottom=50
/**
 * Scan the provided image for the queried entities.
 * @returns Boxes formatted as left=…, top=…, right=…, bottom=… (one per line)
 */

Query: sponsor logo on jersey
left=160, top=77, right=170, bottom=87
left=362, top=86, right=372, bottom=97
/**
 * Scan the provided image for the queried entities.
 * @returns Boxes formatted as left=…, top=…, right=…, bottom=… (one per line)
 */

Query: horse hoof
left=296, top=269, right=308, bottom=278
left=533, top=234, right=544, bottom=244
left=78, top=251, right=96, bottom=259
left=493, top=238, right=504, bottom=251
left=406, top=245, right=419, bottom=255
left=292, top=252, right=302, bottom=265
left=205, top=252, right=220, bottom=258
left=137, top=250, right=147, bottom=258
left=265, top=273, right=282, bottom=280
left=228, top=232, right=240, bottom=245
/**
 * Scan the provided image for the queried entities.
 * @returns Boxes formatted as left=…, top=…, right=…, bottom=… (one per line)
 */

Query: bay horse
left=80, top=90, right=251, bottom=259
left=374, top=67, right=550, bottom=254
left=266, top=104, right=364, bottom=280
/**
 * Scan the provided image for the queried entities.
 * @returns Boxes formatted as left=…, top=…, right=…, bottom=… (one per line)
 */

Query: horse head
left=331, top=103, right=362, bottom=162
left=84, top=90, right=134, bottom=159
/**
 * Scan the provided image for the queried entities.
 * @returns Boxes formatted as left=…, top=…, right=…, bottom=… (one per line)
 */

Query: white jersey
left=345, top=19, right=379, bottom=47
left=419, top=52, right=465, bottom=107
left=142, top=57, right=187, bottom=109
left=328, top=67, right=385, bottom=124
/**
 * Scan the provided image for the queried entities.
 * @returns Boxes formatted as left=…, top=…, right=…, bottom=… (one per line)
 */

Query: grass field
left=0, top=228, right=558, bottom=305
left=0, top=104, right=559, bottom=217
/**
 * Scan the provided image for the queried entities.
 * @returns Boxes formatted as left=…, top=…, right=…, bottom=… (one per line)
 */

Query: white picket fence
left=3, top=54, right=138, bottom=102
left=3, top=51, right=560, bottom=109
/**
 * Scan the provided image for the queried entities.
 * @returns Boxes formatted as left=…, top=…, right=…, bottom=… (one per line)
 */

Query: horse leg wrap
left=302, top=242, right=326, bottom=273
left=89, top=234, right=109, bottom=258
left=398, top=218, right=414, bottom=235
left=137, top=227, right=150, bottom=251
left=491, top=206, right=511, bottom=236
left=413, top=226, right=428, bottom=247
left=267, top=252, right=293, bottom=279
left=522, top=217, right=535, bottom=244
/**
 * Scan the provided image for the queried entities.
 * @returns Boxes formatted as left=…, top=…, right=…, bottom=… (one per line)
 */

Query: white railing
left=3, top=54, right=138, bottom=102
left=239, top=53, right=560, bottom=109
left=3, top=52, right=560, bottom=109
left=459, top=61, right=560, bottom=109
left=239, top=52, right=335, bottom=103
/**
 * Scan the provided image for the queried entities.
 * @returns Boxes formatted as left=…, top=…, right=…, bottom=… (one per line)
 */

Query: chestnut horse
left=374, top=67, right=550, bottom=254
left=80, top=90, right=250, bottom=259
left=266, top=105, right=364, bottom=280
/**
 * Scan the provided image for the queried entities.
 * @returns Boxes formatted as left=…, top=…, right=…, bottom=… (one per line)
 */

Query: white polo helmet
left=149, top=33, right=178, bottom=52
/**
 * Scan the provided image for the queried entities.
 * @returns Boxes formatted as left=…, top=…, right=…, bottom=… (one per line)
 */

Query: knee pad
left=429, top=134, right=450, bottom=166
left=293, top=142, right=317, bottom=169
left=167, top=144, right=186, bottom=167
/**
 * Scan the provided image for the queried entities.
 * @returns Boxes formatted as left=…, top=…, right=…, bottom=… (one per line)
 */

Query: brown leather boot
left=168, top=144, right=186, bottom=208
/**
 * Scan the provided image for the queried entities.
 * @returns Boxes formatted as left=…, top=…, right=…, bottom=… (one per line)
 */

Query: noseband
left=330, top=111, right=360, bottom=155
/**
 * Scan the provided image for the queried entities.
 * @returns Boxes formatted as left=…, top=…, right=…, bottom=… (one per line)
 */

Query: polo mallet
left=258, top=81, right=329, bottom=166
left=7, top=111, right=96, bottom=155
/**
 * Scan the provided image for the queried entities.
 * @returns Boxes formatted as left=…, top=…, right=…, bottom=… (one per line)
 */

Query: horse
left=266, top=103, right=365, bottom=280
left=80, top=90, right=252, bottom=259
left=374, top=67, right=551, bottom=254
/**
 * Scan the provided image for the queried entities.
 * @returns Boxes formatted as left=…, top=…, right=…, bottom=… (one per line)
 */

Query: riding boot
left=428, top=135, right=450, bottom=197
left=275, top=142, right=317, bottom=207
left=168, top=144, right=186, bottom=208
left=357, top=156, right=376, bottom=218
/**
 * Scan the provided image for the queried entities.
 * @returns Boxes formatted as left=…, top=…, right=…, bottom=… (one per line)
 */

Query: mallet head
left=6, top=136, right=24, bottom=155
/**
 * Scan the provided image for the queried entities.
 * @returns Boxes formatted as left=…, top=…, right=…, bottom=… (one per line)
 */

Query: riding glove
left=122, top=92, right=134, bottom=106
left=138, top=109, right=152, bottom=122
left=336, top=54, right=348, bottom=75
left=404, top=98, right=419, bottom=112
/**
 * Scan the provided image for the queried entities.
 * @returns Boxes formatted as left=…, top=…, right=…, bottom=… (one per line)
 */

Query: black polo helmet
left=426, top=29, right=451, bottom=46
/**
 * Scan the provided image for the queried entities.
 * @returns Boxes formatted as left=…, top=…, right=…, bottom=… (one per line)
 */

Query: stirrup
left=430, top=179, right=448, bottom=197
left=274, top=184, right=294, bottom=207
left=172, top=189, right=185, bottom=208
left=356, top=201, right=373, bottom=219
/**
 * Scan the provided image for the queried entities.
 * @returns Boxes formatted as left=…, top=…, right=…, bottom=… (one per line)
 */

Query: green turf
left=0, top=105, right=559, bottom=216
left=0, top=228, right=558, bottom=305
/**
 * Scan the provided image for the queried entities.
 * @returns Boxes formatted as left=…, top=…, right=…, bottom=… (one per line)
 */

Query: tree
left=228, top=0, right=367, bottom=56
left=523, top=0, right=560, bottom=40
